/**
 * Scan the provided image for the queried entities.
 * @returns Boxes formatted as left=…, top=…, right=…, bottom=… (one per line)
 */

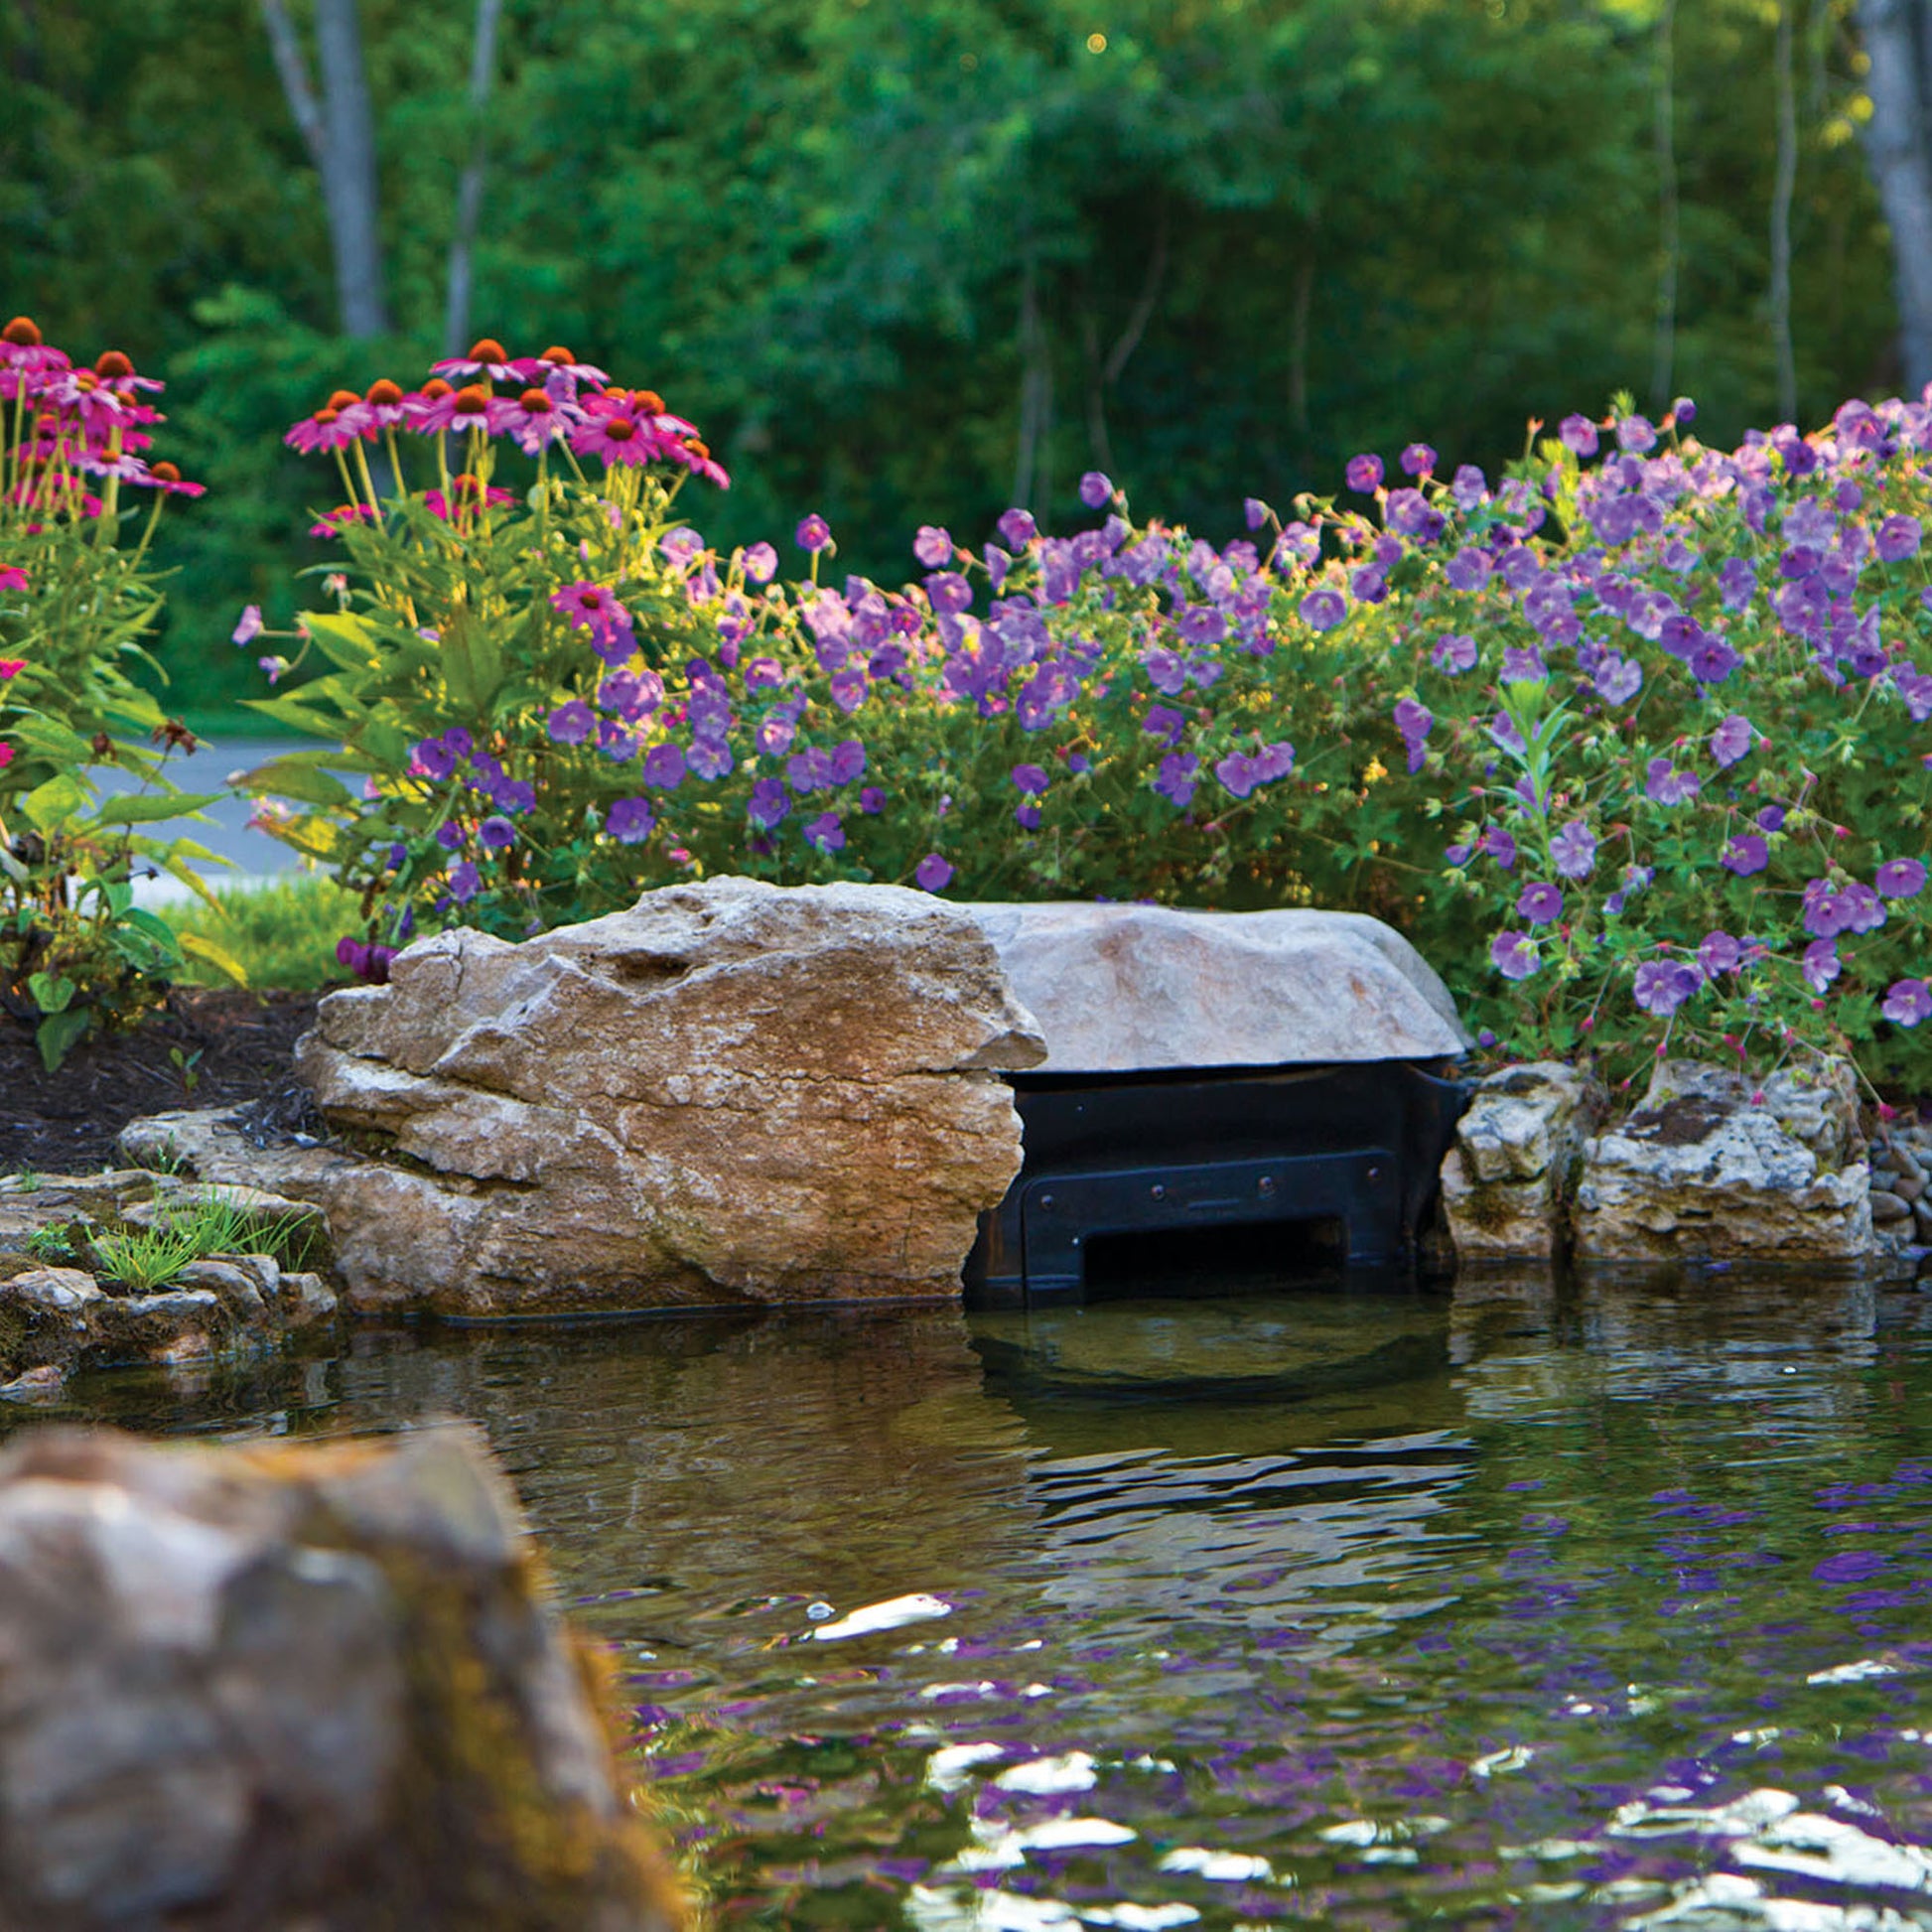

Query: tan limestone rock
left=128, top=878, right=1047, bottom=1316
left=0, top=1425, right=685, bottom=1931
left=1440, top=1061, right=1602, bottom=1264
left=1574, top=1057, right=1873, bottom=1268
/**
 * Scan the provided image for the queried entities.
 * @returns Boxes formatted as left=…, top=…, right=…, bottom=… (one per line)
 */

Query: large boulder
left=132, top=879, right=1046, bottom=1317
left=964, top=902, right=1468, bottom=1072
left=0, top=1424, right=682, bottom=1931
left=1439, top=1061, right=1601, bottom=1264
left=1572, top=1058, right=1873, bottom=1269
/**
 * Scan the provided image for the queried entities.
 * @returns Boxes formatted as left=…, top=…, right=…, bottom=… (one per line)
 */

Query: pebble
left=1900, top=1174, right=1926, bottom=1202
left=1872, top=1192, right=1913, bottom=1224
left=1915, top=1199, right=1932, bottom=1238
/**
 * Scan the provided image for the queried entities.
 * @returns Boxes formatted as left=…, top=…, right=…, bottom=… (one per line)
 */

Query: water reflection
left=14, top=1271, right=1932, bottom=1928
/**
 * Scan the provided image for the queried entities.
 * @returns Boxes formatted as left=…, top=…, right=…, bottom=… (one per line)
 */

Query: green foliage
left=0, top=0, right=1895, bottom=722
left=161, top=874, right=361, bottom=993
left=88, top=1196, right=257, bottom=1293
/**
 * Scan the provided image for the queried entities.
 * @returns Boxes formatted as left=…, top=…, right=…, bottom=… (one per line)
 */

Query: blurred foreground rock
left=124, top=877, right=1045, bottom=1316
left=0, top=1424, right=683, bottom=1932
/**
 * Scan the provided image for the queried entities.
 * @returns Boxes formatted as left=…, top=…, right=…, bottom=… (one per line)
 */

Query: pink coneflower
left=550, top=580, right=632, bottom=635
left=402, top=377, right=456, bottom=432
left=411, top=382, right=505, bottom=438
left=0, top=318, right=61, bottom=373
left=286, top=404, right=364, bottom=454
left=309, top=503, right=378, bottom=538
left=499, top=385, right=579, bottom=455
left=0, top=657, right=24, bottom=676
left=90, top=349, right=163, bottom=396
left=359, top=377, right=410, bottom=429
left=74, top=447, right=153, bottom=483
left=515, top=344, right=609, bottom=386
left=570, top=405, right=658, bottom=467
left=424, top=477, right=512, bottom=521
left=0, top=567, right=25, bottom=594
left=430, top=336, right=520, bottom=384
left=668, top=436, right=731, bottom=489
left=131, top=460, right=206, bottom=498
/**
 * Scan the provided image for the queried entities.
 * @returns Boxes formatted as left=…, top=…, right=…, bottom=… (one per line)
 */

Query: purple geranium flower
left=741, top=540, right=777, bottom=583
left=1393, top=698, right=1433, bottom=772
left=1558, top=414, right=1599, bottom=458
left=1802, top=937, right=1842, bottom=993
left=1011, top=762, right=1049, bottom=796
left=1301, top=587, right=1347, bottom=631
left=912, top=525, right=952, bottom=568
left=545, top=701, right=596, bottom=748
left=795, top=513, right=832, bottom=552
left=447, top=860, right=482, bottom=904
left=1616, top=414, right=1657, bottom=454
left=1078, top=472, right=1113, bottom=509
left=1698, top=930, right=1741, bottom=977
left=1633, top=960, right=1700, bottom=1016
left=1345, top=453, right=1384, bottom=492
left=915, top=853, right=953, bottom=892
left=1877, top=514, right=1923, bottom=563
left=479, top=814, right=515, bottom=850
left=1877, top=857, right=1928, bottom=899
left=642, top=743, right=686, bottom=790
left=1709, top=714, right=1752, bottom=767
left=1154, top=752, right=1199, bottom=808
left=1400, top=442, right=1437, bottom=477
left=1478, top=825, right=1518, bottom=869
left=414, top=736, right=458, bottom=779
left=606, top=796, right=655, bottom=843
left=804, top=810, right=845, bottom=852
left=1883, top=979, right=1932, bottom=1027
left=1551, top=820, right=1597, bottom=880
left=1722, top=833, right=1769, bottom=876
left=1144, top=704, right=1187, bottom=746
left=1432, top=632, right=1478, bottom=673
left=1645, top=758, right=1701, bottom=806
left=1244, top=496, right=1271, bottom=531
left=748, top=777, right=791, bottom=829
left=1490, top=930, right=1539, bottom=981
left=1517, top=882, right=1563, bottom=926
left=1595, top=655, right=1642, bottom=706
left=997, top=507, right=1037, bottom=548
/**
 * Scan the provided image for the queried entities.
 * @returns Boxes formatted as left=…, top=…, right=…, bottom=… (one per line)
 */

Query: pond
left=30, top=1269, right=1932, bottom=1929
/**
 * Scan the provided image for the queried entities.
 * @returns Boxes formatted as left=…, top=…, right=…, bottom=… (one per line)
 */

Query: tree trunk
left=314, top=0, right=387, bottom=338
left=1012, top=254, right=1052, bottom=513
left=1857, top=0, right=1932, bottom=391
left=1650, top=0, right=1680, bottom=412
left=443, top=0, right=505, bottom=356
left=259, top=0, right=387, bottom=338
left=1770, top=0, right=1799, bottom=421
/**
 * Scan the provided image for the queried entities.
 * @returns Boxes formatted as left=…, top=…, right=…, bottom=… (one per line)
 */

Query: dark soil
left=0, top=990, right=319, bottom=1175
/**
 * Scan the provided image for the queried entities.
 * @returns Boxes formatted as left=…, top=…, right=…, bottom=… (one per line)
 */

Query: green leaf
left=27, top=971, right=75, bottom=1015
left=241, top=694, right=352, bottom=739
left=36, top=1008, right=91, bottom=1072
left=21, top=772, right=89, bottom=833
left=441, top=605, right=506, bottom=713
left=86, top=789, right=226, bottom=827
left=178, top=930, right=249, bottom=986
left=298, top=609, right=383, bottom=674
left=230, top=756, right=355, bottom=809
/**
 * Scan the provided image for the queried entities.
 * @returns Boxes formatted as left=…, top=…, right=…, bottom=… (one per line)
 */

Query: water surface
left=34, top=1271, right=1932, bottom=1929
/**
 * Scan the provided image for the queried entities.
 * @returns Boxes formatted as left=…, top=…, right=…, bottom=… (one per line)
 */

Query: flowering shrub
left=254, top=344, right=1932, bottom=1096
left=0, top=316, right=235, bottom=1067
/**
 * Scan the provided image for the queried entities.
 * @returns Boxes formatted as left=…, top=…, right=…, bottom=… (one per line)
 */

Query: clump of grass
left=163, top=874, right=361, bottom=993
left=90, top=1197, right=259, bottom=1293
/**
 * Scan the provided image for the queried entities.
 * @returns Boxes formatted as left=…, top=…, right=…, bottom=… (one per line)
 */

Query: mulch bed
left=0, top=990, right=320, bottom=1176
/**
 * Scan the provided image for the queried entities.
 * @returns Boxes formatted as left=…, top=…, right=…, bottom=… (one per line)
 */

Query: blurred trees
left=0, top=0, right=1901, bottom=715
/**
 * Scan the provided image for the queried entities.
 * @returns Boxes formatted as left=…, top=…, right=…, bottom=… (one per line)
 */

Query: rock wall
left=1439, top=1062, right=1601, bottom=1264
left=0, top=1424, right=683, bottom=1931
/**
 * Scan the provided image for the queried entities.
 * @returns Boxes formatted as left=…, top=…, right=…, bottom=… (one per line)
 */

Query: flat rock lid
left=963, top=902, right=1470, bottom=1074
